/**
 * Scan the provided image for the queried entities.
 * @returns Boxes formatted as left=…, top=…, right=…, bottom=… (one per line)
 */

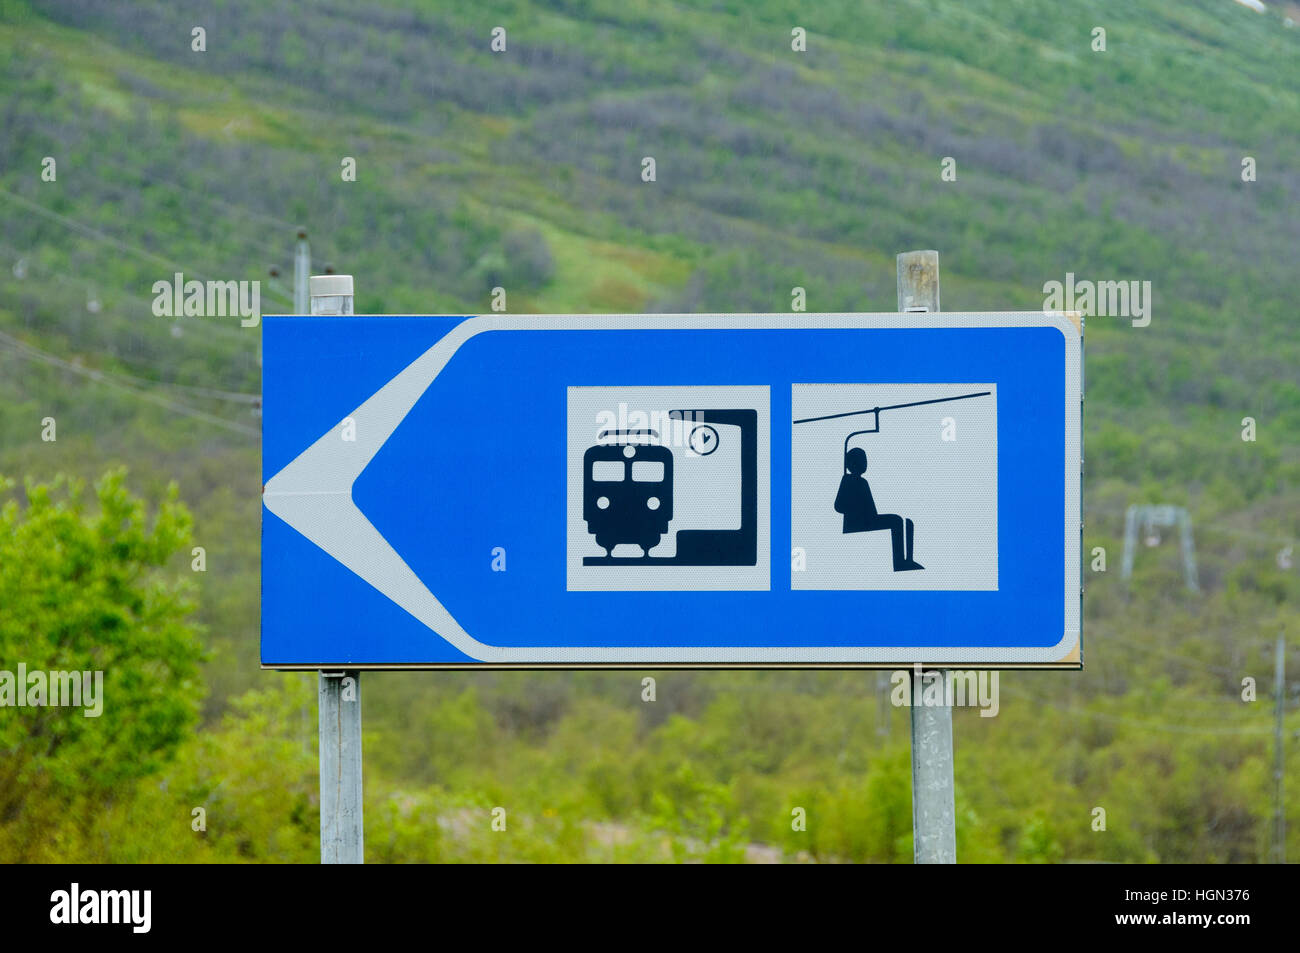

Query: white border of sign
left=262, top=311, right=1082, bottom=668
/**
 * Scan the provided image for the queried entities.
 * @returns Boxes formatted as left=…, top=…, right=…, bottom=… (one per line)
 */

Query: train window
left=590, top=461, right=625, bottom=482
left=631, top=461, right=665, bottom=482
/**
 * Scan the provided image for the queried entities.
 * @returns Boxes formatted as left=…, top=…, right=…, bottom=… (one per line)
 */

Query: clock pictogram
left=688, top=424, right=719, bottom=456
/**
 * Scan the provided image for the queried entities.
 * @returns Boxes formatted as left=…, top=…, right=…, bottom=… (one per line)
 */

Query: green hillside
left=0, top=0, right=1297, bottom=861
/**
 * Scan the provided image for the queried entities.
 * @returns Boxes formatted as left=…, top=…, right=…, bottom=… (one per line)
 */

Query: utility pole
left=897, top=250, right=957, bottom=864
left=1275, top=633, right=1286, bottom=864
left=257, top=229, right=309, bottom=369
left=311, top=272, right=363, bottom=864
left=294, top=230, right=311, bottom=313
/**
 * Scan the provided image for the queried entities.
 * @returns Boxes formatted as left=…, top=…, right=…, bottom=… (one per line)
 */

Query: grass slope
left=0, top=0, right=1296, bottom=861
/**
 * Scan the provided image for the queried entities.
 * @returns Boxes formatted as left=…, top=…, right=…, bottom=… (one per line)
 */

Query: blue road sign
left=261, top=312, right=1082, bottom=669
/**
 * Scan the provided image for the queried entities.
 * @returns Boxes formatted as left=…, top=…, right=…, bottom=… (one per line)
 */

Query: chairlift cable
left=792, top=390, right=992, bottom=425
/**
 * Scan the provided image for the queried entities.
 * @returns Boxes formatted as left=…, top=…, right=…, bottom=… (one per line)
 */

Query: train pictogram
left=581, top=408, right=758, bottom=566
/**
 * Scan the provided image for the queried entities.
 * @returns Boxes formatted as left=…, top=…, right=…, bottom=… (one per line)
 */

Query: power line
left=142, top=379, right=261, bottom=404
left=1199, top=524, right=1297, bottom=548
left=87, top=153, right=305, bottom=232
left=0, top=187, right=293, bottom=308
left=0, top=186, right=210, bottom=280
left=0, top=306, right=262, bottom=402
left=0, top=259, right=255, bottom=352
left=1100, top=637, right=1248, bottom=679
left=83, top=174, right=298, bottom=263
left=999, top=684, right=1272, bottom=736
left=0, top=328, right=258, bottom=438
left=0, top=239, right=277, bottom=346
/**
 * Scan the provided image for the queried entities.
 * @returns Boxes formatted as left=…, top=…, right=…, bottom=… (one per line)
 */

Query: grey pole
left=897, top=250, right=957, bottom=864
left=294, top=230, right=311, bottom=314
left=1121, top=504, right=1138, bottom=582
left=1178, top=510, right=1200, bottom=593
left=311, top=273, right=363, bottom=864
left=1275, top=633, right=1286, bottom=864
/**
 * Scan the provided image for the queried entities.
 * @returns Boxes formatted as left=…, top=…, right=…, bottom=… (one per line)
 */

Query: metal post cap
left=309, top=274, right=353, bottom=297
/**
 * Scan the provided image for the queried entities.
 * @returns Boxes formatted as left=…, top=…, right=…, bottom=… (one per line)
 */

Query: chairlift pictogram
left=793, top=390, right=992, bottom=572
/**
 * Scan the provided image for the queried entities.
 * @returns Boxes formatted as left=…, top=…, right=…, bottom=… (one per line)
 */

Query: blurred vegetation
left=0, top=0, right=1297, bottom=861
left=0, top=471, right=203, bottom=861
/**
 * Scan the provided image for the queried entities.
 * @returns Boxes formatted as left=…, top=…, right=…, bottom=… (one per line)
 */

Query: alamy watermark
left=1043, top=272, right=1151, bottom=327
left=890, top=664, right=999, bottom=717
left=593, top=404, right=707, bottom=452
left=50, top=883, right=150, bottom=933
left=0, top=663, right=103, bottom=717
left=151, top=272, right=260, bottom=327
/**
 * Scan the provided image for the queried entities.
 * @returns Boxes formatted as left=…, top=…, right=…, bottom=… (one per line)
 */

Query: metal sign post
left=294, top=230, right=310, bottom=316
left=897, top=250, right=957, bottom=864
left=1275, top=632, right=1287, bottom=865
left=318, top=669, right=362, bottom=864
left=308, top=274, right=363, bottom=865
